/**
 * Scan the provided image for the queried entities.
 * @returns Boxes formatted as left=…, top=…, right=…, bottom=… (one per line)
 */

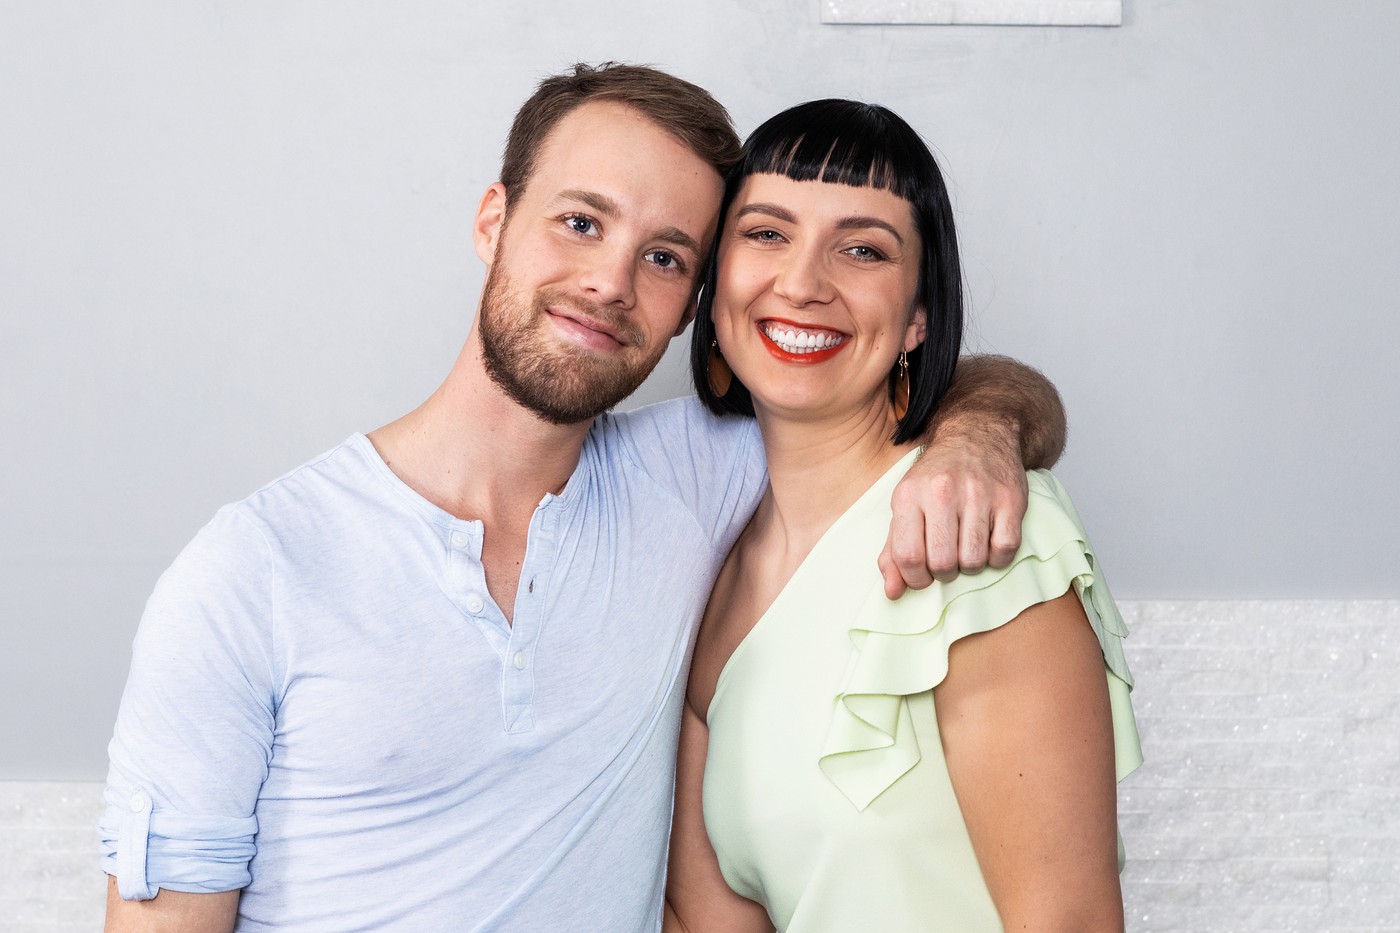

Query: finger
left=957, top=502, right=992, bottom=575
left=987, top=502, right=1025, bottom=569
left=888, top=505, right=937, bottom=592
left=878, top=543, right=908, bottom=600
left=925, top=509, right=961, bottom=584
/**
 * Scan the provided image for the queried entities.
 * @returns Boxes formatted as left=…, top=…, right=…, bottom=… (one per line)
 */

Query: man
left=102, top=64, right=1064, bottom=931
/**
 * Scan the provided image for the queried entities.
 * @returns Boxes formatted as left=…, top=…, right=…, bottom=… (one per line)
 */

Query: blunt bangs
left=742, top=100, right=925, bottom=205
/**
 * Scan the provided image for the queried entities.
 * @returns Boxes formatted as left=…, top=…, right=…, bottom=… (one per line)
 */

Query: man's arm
left=101, top=508, right=272, bottom=919
left=880, top=355, right=1067, bottom=597
left=931, top=353, right=1067, bottom=469
left=106, top=877, right=238, bottom=933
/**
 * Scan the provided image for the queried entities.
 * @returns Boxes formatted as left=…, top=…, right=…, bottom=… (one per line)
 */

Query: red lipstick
left=756, top=320, right=849, bottom=364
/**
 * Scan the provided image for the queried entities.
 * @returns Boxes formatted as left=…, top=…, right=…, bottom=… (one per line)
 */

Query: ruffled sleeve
left=816, top=469, right=1143, bottom=811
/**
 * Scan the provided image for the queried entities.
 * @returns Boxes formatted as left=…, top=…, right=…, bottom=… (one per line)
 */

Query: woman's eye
left=565, top=215, right=598, bottom=236
left=846, top=245, right=885, bottom=262
left=745, top=229, right=783, bottom=243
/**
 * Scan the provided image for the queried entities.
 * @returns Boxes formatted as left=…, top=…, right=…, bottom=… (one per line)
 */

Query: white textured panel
left=821, top=0, right=1122, bottom=25
left=1119, top=600, right=1400, bottom=931
left=0, top=781, right=106, bottom=932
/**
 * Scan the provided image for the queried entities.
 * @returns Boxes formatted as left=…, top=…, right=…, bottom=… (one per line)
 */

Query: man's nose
left=577, top=244, right=637, bottom=309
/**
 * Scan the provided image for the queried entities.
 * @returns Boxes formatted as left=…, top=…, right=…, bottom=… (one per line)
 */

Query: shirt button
left=129, top=792, right=150, bottom=813
left=465, top=593, right=485, bottom=614
left=451, top=532, right=468, bottom=548
left=513, top=651, right=527, bottom=670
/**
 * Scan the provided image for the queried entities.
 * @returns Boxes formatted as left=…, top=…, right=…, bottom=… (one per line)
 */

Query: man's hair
left=690, top=98, right=965, bottom=445
left=500, top=62, right=741, bottom=200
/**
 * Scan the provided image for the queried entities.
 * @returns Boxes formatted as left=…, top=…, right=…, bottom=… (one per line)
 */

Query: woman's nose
left=771, top=247, right=833, bottom=307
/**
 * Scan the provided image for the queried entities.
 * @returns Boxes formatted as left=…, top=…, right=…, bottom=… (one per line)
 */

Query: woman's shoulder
left=818, top=467, right=1142, bottom=810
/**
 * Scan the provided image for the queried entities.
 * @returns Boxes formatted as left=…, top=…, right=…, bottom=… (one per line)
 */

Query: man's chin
left=491, top=366, right=647, bottom=426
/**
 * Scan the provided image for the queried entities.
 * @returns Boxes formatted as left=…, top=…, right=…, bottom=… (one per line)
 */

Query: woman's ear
left=473, top=183, right=509, bottom=265
left=904, top=306, right=929, bottom=352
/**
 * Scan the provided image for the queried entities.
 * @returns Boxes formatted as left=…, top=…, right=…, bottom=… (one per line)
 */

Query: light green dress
left=701, top=451, right=1143, bottom=932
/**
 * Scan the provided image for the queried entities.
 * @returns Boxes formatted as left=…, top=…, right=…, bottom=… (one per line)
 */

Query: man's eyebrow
left=654, top=226, right=701, bottom=258
left=556, top=188, right=620, bottom=217
left=735, top=203, right=905, bottom=247
left=556, top=189, right=701, bottom=258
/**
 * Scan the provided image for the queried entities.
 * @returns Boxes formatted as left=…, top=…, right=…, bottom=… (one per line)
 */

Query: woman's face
left=713, top=172, right=927, bottom=424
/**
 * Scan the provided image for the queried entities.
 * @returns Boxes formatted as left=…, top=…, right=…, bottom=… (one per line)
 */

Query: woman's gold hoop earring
left=892, top=350, right=910, bottom=420
left=708, top=339, right=733, bottom=397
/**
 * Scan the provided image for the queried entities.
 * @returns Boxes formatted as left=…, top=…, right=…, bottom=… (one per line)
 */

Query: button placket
left=501, top=505, right=556, bottom=734
left=446, top=522, right=509, bottom=653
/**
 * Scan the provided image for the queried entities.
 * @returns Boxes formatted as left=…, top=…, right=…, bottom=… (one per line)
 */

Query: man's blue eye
left=645, top=250, right=683, bottom=271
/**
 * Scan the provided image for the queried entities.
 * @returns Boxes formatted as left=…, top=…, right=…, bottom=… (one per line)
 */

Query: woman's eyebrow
left=835, top=216, right=904, bottom=246
left=734, top=203, right=797, bottom=223
left=735, top=203, right=904, bottom=247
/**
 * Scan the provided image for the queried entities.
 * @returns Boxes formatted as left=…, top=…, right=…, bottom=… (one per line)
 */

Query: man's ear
left=674, top=286, right=700, bottom=337
left=473, top=183, right=509, bottom=265
left=903, top=305, right=929, bottom=352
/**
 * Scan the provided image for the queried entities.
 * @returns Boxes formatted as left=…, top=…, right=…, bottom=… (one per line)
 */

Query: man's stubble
left=477, top=224, right=670, bottom=426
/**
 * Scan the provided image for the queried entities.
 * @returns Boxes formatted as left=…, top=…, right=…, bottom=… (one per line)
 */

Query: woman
left=665, top=100, right=1142, bottom=932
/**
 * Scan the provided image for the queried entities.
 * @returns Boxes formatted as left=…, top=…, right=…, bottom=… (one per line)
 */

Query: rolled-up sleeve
left=99, top=787, right=258, bottom=898
left=100, top=506, right=278, bottom=899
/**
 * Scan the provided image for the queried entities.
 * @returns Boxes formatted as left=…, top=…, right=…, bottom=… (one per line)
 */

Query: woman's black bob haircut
left=689, top=99, right=964, bottom=445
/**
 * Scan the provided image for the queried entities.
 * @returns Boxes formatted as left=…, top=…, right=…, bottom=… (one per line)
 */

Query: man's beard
left=477, top=259, right=665, bottom=426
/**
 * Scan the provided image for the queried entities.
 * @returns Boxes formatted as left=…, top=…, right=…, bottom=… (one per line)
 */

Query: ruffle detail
left=817, top=470, right=1143, bottom=811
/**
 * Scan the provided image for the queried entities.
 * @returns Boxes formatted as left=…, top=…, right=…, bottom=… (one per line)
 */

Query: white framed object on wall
left=821, top=0, right=1122, bottom=25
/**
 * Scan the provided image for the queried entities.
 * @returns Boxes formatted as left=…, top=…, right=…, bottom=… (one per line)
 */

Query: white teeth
left=761, top=323, right=844, bottom=354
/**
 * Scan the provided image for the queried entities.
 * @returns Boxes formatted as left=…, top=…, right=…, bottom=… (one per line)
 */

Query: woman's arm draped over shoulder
left=881, top=354, right=1068, bottom=597
left=935, top=590, right=1124, bottom=933
left=665, top=701, right=774, bottom=933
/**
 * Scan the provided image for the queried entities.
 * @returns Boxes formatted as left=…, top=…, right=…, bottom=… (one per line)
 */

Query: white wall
left=2, top=0, right=1396, bottom=781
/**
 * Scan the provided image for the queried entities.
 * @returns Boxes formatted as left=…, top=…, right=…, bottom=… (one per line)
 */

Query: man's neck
left=366, top=334, right=595, bottom=626
left=367, top=335, right=593, bottom=526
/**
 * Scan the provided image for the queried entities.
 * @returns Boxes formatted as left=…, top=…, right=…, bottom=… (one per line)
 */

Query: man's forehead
left=522, top=103, right=724, bottom=237
left=531, top=100, right=721, bottom=189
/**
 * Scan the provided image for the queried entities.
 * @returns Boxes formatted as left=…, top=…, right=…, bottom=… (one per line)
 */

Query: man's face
left=473, top=100, right=725, bottom=425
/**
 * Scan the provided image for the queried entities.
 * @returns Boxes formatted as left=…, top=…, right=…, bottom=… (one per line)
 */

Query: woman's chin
left=751, top=390, right=895, bottom=429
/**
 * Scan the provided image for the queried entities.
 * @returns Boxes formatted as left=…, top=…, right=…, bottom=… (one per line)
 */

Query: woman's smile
left=757, top=318, right=850, bottom=363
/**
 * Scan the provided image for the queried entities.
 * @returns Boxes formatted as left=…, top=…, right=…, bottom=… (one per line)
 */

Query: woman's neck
left=751, top=401, right=920, bottom=548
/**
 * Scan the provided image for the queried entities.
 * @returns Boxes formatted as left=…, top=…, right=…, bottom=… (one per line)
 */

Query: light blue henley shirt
left=101, top=396, right=765, bottom=931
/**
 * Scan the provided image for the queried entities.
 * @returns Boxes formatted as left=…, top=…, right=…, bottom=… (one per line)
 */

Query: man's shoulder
left=580, top=395, right=766, bottom=531
left=588, top=395, right=756, bottom=458
left=216, top=435, right=382, bottom=537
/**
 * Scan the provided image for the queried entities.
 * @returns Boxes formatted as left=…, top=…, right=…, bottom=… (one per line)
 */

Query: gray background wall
left=5, top=0, right=1398, bottom=781
left=2, top=1, right=1398, bottom=928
